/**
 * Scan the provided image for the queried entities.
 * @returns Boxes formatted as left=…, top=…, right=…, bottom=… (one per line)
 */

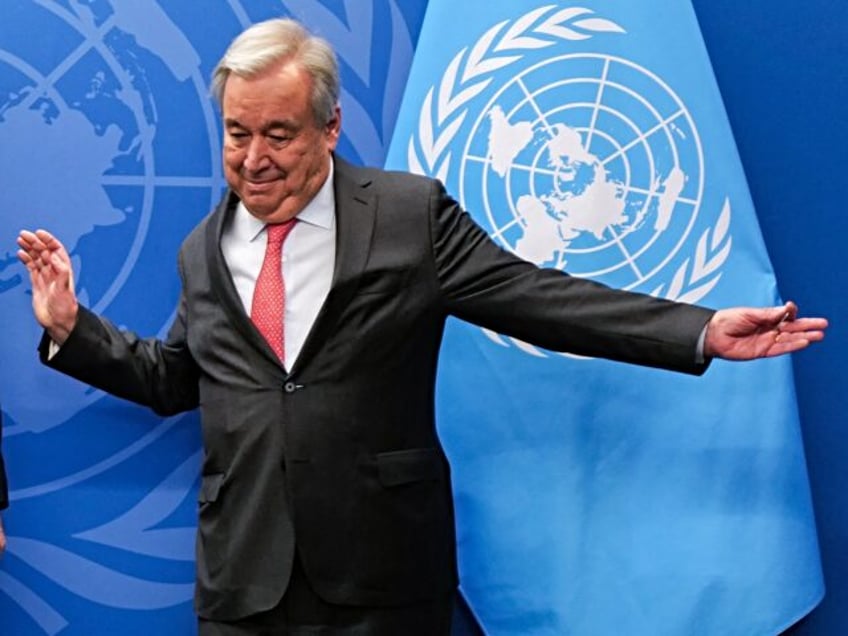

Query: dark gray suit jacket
left=41, top=157, right=714, bottom=620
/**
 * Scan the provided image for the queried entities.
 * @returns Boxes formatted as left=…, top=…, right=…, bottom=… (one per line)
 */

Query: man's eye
left=268, top=135, right=290, bottom=144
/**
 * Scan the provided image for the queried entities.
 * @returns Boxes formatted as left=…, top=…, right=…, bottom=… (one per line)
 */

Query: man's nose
left=243, top=137, right=270, bottom=171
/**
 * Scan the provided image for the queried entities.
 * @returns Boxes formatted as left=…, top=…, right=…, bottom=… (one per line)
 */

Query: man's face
left=222, top=61, right=340, bottom=223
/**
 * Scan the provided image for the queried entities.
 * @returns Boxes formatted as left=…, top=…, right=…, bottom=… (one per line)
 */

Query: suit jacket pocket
left=198, top=473, right=224, bottom=504
left=376, top=448, right=442, bottom=487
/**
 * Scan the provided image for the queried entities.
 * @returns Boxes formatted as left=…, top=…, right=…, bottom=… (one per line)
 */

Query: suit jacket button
left=284, top=381, right=297, bottom=393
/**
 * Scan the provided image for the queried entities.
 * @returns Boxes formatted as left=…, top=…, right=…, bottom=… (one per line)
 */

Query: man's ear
left=325, top=105, right=342, bottom=150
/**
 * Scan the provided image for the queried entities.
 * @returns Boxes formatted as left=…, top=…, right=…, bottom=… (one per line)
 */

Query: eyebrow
left=224, top=118, right=299, bottom=133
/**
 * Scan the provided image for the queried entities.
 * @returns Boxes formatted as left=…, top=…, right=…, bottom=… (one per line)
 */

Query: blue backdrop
left=0, top=1, right=843, bottom=635
left=689, top=2, right=848, bottom=634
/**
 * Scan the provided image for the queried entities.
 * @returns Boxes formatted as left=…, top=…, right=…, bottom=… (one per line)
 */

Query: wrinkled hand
left=17, top=229, right=79, bottom=345
left=704, top=301, right=827, bottom=360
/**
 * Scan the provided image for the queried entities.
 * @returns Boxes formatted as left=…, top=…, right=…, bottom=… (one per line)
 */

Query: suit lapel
left=204, top=159, right=377, bottom=374
left=204, top=191, right=279, bottom=364
left=291, top=157, right=376, bottom=373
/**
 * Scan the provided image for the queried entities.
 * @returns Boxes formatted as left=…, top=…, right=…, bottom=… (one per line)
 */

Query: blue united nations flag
left=386, top=1, right=823, bottom=634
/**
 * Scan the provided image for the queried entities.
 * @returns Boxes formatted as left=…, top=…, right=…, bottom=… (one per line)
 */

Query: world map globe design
left=0, top=2, right=421, bottom=633
left=459, top=53, right=705, bottom=292
left=0, top=0, right=220, bottom=474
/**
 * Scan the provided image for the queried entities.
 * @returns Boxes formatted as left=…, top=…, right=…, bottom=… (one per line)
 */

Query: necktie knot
left=266, top=219, right=296, bottom=245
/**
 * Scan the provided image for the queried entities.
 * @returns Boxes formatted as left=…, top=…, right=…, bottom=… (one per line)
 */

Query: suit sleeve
left=39, top=290, right=200, bottom=417
left=427, top=180, right=715, bottom=375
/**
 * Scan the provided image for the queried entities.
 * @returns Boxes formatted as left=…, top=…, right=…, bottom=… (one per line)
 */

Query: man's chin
left=240, top=195, right=301, bottom=223
left=240, top=192, right=280, bottom=215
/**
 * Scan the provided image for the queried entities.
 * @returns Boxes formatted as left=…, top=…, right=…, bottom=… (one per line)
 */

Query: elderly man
left=17, top=17, right=826, bottom=636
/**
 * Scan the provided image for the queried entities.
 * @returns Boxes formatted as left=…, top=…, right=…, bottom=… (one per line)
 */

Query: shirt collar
left=236, top=159, right=336, bottom=244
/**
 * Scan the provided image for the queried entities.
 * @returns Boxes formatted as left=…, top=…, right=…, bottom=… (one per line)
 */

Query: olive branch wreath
left=405, top=5, right=731, bottom=357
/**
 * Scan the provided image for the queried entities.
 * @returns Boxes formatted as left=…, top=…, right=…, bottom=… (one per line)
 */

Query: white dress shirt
left=220, top=162, right=337, bottom=371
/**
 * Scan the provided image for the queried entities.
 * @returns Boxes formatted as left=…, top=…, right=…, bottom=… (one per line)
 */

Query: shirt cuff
left=695, top=323, right=708, bottom=364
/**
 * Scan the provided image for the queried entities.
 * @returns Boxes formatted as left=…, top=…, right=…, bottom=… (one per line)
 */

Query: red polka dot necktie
left=251, top=220, right=296, bottom=362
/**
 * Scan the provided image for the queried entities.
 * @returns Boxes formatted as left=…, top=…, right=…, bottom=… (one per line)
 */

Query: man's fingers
left=767, top=331, right=824, bottom=356
left=34, top=228, right=65, bottom=252
left=17, top=230, right=74, bottom=289
left=18, top=229, right=66, bottom=259
left=50, top=252, right=72, bottom=288
left=767, top=340, right=810, bottom=357
left=34, top=228, right=56, bottom=242
left=774, top=329, right=826, bottom=351
left=18, top=229, right=49, bottom=248
left=778, top=317, right=828, bottom=333
left=782, top=301, right=799, bottom=322
left=17, top=248, right=35, bottom=266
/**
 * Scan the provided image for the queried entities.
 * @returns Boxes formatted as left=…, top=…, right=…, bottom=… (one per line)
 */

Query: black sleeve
left=427, top=180, right=715, bottom=375
left=39, top=299, right=200, bottom=417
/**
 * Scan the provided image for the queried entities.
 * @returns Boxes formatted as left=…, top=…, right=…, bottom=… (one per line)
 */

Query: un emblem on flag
left=406, top=6, right=731, bottom=356
left=462, top=54, right=703, bottom=290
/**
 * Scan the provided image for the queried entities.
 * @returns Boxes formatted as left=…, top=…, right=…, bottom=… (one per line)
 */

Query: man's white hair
left=211, top=18, right=339, bottom=126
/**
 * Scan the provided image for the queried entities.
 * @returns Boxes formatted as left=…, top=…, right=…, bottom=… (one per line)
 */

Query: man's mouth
left=244, top=178, right=279, bottom=192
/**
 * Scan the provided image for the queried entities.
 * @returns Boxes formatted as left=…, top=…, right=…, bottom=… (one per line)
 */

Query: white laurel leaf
left=695, top=238, right=732, bottom=282
left=693, top=232, right=709, bottom=277
left=536, top=25, right=591, bottom=41
left=496, top=5, right=558, bottom=51
left=691, top=203, right=732, bottom=283
left=407, top=136, right=425, bottom=175
left=712, top=198, right=731, bottom=250
left=667, top=258, right=689, bottom=299
left=437, top=52, right=463, bottom=123
left=469, top=55, right=524, bottom=76
left=498, top=36, right=555, bottom=50
left=418, top=88, right=437, bottom=164
left=498, top=4, right=557, bottom=46
left=651, top=283, right=665, bottom=297
left=441, top=79, right=493, bottom=122
left=546, top=7, right=594, bottom=23
left=465, top=22, right=507, bottom=80
left=677, top=277, right=722, bottom=304
left=433, top=114, right=466, bottom=163
left=572, top=18, right=626, bottom=34
left=658, top=200, right=732, bottom=304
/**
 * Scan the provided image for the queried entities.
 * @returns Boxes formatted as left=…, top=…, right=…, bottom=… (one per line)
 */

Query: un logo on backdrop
left=407, top=6, right=732, bottom=357
left=0, top=1, right=420, bottom=633
left=0, top=1, right=220, bottom=439
left=0, top=2, right=219, bottom=632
